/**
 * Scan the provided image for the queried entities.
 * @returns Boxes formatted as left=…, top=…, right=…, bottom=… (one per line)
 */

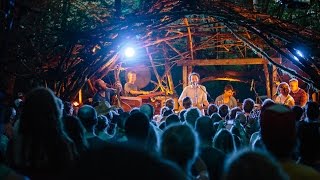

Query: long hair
left=277, top=82, right=290, bottom=96
left=19, top=87, right=76, bottom=169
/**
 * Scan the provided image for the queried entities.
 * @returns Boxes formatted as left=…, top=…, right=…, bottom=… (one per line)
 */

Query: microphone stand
left=198, top=85, right=214, bottom=102
left=251, top=82, right=263, bottom=104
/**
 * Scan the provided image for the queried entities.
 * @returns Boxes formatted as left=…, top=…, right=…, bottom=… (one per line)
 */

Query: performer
left=275, top=82, right=295, bottom=108
left=289, top=78, right=308, bottom=107
left=178, top=72, right=209, bottom=112
left=92, top=79, right=122, bottom=106
left=214, top=84, right=237, bottom=109
left=124, top=71, right=150, bottom=96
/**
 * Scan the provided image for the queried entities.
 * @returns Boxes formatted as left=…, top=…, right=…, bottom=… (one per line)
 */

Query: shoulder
left=215, top=95, right=223, bottom=100
left=288, top=95, right=295, bottom=100
left=200, top=85, right=207, bottom=89
left=183, top=85, right=192, bottom=90
left=299, top=88, right=307, bottom=94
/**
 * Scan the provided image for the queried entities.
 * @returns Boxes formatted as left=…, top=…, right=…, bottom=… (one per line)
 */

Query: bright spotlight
left=293, top=56, right=299, bottom=61
left=296, top=50, right=304, bottom=58
left=124, top=47, right=135, bottom=58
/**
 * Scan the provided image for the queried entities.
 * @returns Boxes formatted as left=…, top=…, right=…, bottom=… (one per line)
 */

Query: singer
left=178, top=72, right=209, bottom=113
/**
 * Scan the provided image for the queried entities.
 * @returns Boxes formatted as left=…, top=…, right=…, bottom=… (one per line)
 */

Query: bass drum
left=125, top=65, right=151, bottom=89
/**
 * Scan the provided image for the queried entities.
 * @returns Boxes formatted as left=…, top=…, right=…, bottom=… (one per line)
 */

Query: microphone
left=191, top=82, right=198, bottom=87
left=250, top=79, right=254, bottom=91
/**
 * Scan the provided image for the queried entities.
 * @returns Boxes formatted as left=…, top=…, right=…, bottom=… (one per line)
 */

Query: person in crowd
left=213, top=129, right=236, bottom=155
left=63, top=115, right=89, bottom=155
left=289, top=78, right=308, bottom=107
left=207, top=104, right=219, bottom=117
left=63, top=101, right=74, bottom=117
left=297, top=119, right=320, bottom=172
left=124, top=112, right=159, bottom=155
left=165, top=98, right=175, bottom=111
left=140, top=103, right=155, bottom=121
left=223, top=148, right=289, bottom=180
left=111, top=111, right=129, bottom=143
left=160, top=106, right=174, bottom=121
left=209, top=113, right=220, bottom=122
left=184, top=107, right=202, bottom=128
left=65, top=142, right=187, bottom=180
left=1, top=117, right=29, bottom=180
left=11, top=87, right=77, bottom=179
left=165, top=114, right=181, bottom=127
left=249, top=98, right=275, bottom=145
left=215, top=84, right=237, bottom=109
left=303, top=101, right=319, bottom=123
left=178, top=72, right=209, bottom=114
left=291, top=105, right=304, bottom=124
left=77, top=104, right=107, bottom=150
left=260, top=104, right=320, bottom=179
left=242, top=98, right=255, bottom=117
left=274, top=82, right=295, bottom=108
left=178, top=109, right=187, bottom=122
left=124, top=71, right=150, bottom=96
left=182, top=96, right=193, bottom=110
left=195, top=116, right=225, bottom=180
left=95, top=115, right=113, bottom=142
left=218, top=104, right=230, bottom=121
left=242, top=98, right=260, bottom=139
left=160, top=124, right=207, bottom=179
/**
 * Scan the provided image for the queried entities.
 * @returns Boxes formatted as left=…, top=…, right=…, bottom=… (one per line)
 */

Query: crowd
left=0, top=77, right=319, bottom=179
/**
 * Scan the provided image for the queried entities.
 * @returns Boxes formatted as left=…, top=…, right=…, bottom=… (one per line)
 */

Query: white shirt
left=178, top=85, right=209, bottom=109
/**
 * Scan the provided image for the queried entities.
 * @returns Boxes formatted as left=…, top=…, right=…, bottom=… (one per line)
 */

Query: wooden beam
left=184, top=18, right=194, bottom=59
left=176, top=58, right=281, bottom=66
left=146, top=47, right=165, bottom=92
left=176, top=58, right=268, bottom=66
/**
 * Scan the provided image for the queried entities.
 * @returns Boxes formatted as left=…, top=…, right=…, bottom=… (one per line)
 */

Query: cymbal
left=125, top=66, right=151, bottom=89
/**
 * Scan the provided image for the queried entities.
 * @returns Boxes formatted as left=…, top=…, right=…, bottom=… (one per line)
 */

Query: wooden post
left=183, top=66, right=188, bottom=88
left=263, top=63, right=271, bottom=98
left=183, top=17, right=194, bottom=88
left=78, top=88, right=82, bottom=104
left=183, top=18, right=194, bottom=61
left=271, top=58, right=281, bottom=99
left=146, top=47, right=165, bottom=92
left=164, top=56, right=175, bottom=95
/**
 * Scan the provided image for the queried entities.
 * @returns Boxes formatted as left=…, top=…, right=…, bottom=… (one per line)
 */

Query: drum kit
left=114, top=66, right=173, bottom=113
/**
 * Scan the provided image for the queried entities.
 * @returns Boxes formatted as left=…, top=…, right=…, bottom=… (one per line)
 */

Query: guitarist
left=178, top=72, right=209, bottom=114
left=92, top=79, right=122, bottom=107
left=124, top=71, right=151, bottom=97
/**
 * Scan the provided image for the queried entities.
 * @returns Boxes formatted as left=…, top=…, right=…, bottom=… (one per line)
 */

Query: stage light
left=296, top=49, right=304, bottom=58
left=124, top=47, right=135, bottom=58
left=73, top=101, right=80, bottom=107
left=293, top=56, right=299, bottom=61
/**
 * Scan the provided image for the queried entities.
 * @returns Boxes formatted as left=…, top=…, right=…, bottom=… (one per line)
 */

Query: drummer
left=124, top=71, right=151, bottom=97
